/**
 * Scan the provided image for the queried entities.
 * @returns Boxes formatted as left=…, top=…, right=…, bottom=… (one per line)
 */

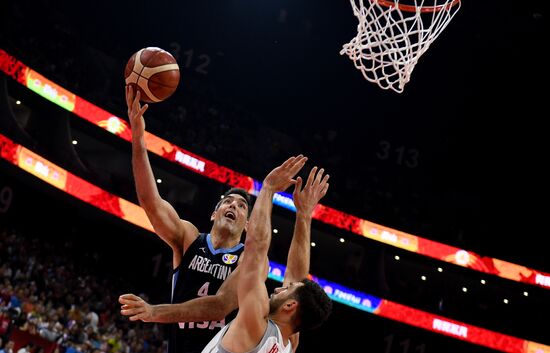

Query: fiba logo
left=222, top=254, right=238, bottom=265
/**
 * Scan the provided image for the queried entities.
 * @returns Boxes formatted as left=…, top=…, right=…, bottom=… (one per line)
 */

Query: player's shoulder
left=188, top=232, right=209, bottom=249
left=180, top=219, right=200, bottom=237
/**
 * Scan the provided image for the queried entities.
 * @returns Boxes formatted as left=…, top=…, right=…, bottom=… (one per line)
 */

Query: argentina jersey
left=169, top=233, right=244, bottom=353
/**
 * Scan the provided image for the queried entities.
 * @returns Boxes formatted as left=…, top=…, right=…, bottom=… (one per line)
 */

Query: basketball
left=124, top=47, right=180, bottom=103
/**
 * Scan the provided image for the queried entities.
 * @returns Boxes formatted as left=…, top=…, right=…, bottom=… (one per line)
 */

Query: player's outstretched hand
left=293, top=166, right=330, bottom=216
left=263, top=155, right=308, bottom=193
left=126, top=85, right=149, bottom=136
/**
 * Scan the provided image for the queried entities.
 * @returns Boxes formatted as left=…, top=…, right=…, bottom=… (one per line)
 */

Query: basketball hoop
left=340, top=0, right=461, bottom=93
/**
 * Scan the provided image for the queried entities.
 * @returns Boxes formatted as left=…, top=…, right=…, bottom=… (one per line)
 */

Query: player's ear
left=210, top=210, right=217, bottom=221
left=244, top=220, right=249, bottom=232
left=284, top=299, right=298, bottom=313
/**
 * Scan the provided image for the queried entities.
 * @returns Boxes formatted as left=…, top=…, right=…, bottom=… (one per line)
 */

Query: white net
left=340, top=0, right=461, bottom=93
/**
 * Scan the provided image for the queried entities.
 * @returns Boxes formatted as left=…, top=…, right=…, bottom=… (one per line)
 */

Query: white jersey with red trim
left=201, top=319, right=292, bottom=353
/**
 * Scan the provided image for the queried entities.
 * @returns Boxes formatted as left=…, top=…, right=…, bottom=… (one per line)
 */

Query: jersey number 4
left=198, top=282, right=210, bottom=297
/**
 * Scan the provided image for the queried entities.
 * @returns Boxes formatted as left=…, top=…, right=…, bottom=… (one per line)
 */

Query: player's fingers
left=314, top=168, right=325, bottom=185
left=319, top=174, right=330, bottom=189
left=119, top=293, right=140, bottom=302
left=120, top=305, right=138, bottom=313
left=321, top=183, right=329, bottom=196
left=118, top=297, right=133, bottom=305
left=126, top=85, right=134, bottom=107
left=289, top=156, right=307, bottom=175
left=293, top=177, right=303, bottom=196
left=281, top=156, right=297, bottom=168
left=295, top=155, right=307, bottom=165
left=121, top=306, right=142, bottom=316
left=306, top=167, right=318, bottom=187
left=120, top=301, right=141, bottom=308
left=138, top=104, right=149, bottom=118
left=286, top=154, right=306, bottom=169
left=132, top=91, right=142, bottom=112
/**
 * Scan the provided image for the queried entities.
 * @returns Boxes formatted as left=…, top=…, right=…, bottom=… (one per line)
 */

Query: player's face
left=269, top=282, right=304, bottom=314
left=213, top=194, right=249, bottom=233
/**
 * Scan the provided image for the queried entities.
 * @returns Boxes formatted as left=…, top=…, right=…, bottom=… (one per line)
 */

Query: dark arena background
left=0, top=1, right=548, bottom=353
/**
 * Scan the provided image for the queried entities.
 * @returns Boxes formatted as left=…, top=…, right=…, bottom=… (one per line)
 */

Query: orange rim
left=375, top=0, right=460, bottom=13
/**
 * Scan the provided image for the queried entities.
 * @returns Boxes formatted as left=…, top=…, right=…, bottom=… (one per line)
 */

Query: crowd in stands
left=0, top=225, right=165, bottom=353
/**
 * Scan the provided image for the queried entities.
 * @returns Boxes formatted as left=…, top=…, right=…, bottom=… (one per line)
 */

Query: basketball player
left=124, top=86, right=328, bottom=353
left=119, top=159, right=330, bottom=352
left=124, top=85, right=251, bottom=353
left=201, top=156, right=332, bottom=353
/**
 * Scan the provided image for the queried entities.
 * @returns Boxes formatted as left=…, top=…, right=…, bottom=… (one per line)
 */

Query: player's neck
left=269, top=317, right=294, bottom=347
left=209, top=229, right=241, bottom=249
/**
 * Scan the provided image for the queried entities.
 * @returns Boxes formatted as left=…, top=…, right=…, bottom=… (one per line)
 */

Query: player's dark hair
left=292, top=278, right=333, bottom=332
left=215, top=188, right=253, bottom=217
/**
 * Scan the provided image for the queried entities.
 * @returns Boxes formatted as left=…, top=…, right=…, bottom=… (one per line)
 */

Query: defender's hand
left=293, top=166, right=330, bottom=216
left=262, top=155, right=308, bottom=193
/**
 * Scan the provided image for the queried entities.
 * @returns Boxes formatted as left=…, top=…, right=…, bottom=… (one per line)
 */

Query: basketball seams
left=141, top=64, right=179, bottom=83
left=124, top=47, right=180, bottom=103
left=135, top=76, right=159, bottom=102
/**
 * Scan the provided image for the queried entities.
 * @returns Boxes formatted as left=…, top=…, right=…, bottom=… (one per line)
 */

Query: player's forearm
left=132, top=137, right=162, bottom=207
left=150, top=296, right=233, bottom=323
left=244, top=186, right=276, bottom=254
left=131, top=136, right=196, bottom=255
left=285, top=211, right=312, bottom=283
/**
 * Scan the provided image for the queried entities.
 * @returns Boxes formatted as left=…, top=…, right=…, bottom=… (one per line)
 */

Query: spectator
left=16, top=343, right=33, bottom=353
left=0, top=340, right=15, bottom=353
left=0, top=225, right=163, bottom=353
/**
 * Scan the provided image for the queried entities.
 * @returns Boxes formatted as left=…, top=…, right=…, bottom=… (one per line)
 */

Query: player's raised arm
left=284, top=166, right=329, bottom=286
left=220, top=155, right=307, bottom=352
left=126, top=85, right=198, bottom=268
